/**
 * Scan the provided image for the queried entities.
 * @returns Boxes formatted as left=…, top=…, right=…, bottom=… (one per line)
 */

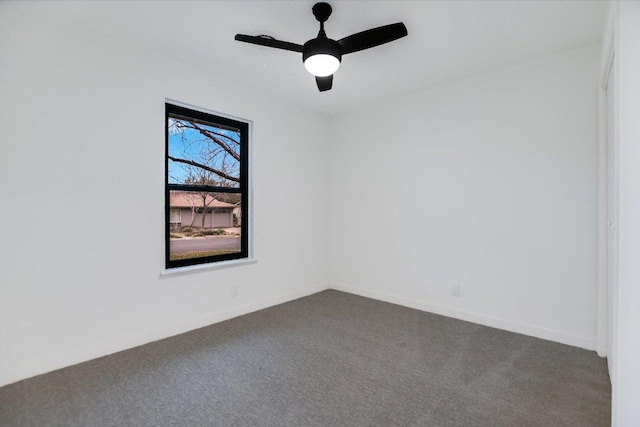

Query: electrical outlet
left=452, top=284, right=461, bottom=297
left=231, top=284, right=239, bottom=297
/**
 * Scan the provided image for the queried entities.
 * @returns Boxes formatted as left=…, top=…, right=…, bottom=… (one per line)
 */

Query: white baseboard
left=329, top=282, right=597, bottom=351
left=0, top=283, right=329, bottom=387
left=1, top=281, right=597, bottom=387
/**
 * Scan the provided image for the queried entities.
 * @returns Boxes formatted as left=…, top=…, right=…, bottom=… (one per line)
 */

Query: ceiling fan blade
left=338, top=23, right=408, bottom=55
left=316, top=75, right=333, bottom=92
left=234, top=34, right=303, bottom=52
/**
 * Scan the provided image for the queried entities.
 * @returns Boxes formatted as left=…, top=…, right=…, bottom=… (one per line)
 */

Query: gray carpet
left=0, top=290, right=611, bottom=426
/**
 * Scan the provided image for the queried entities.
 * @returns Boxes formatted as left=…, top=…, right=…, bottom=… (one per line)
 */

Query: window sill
left=159, top=258, right=257, bottom=278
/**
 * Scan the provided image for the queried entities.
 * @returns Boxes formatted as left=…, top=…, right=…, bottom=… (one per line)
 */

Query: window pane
left=169, top=208, right=181, bottom=225
left=169, top=190, right=242, bottom=262
left=168, top=116, right=241, bottom=188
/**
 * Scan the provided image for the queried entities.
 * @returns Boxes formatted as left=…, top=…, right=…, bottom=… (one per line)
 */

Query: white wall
left=0, top=3, right=329, bottom=386
left=329, top=45, right=601, bottom=349
left=612, top=2, right=640, bottom=425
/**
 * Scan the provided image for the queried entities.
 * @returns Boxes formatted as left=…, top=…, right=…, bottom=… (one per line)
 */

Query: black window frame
left=165, top=103, right=249, bottom=269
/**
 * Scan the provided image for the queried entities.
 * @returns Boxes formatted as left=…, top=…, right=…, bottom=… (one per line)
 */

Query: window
left=165, top=103, right=249, bottom=269
left=169, top=208, right=182, bottom=227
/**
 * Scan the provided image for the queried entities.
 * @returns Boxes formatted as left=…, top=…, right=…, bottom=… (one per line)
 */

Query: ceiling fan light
left=304, top=54, right=340, bottom=77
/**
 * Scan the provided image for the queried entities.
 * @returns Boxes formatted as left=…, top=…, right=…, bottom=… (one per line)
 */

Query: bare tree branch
left=174, top=121, right=239, bottom=145
left=177, top=121, right=240, bottom=162
left=168, top=155, right=240, bottom=184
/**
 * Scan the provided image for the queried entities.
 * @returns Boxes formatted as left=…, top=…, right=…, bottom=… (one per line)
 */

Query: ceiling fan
left=234, top=2, right=408, bottom=92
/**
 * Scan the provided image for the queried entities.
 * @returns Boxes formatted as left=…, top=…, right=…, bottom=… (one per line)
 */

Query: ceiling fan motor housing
left=302, top=38, right=343, bottom=64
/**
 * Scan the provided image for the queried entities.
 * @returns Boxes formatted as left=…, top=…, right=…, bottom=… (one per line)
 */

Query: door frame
left=596, top=4, right=617, bottom=365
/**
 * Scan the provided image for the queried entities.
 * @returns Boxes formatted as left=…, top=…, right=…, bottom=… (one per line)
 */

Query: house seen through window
left=165, top=103, right=249, bottom=269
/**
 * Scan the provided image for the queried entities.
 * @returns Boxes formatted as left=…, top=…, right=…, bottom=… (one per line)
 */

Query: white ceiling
left=66, top=0, right=607, bottom=116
